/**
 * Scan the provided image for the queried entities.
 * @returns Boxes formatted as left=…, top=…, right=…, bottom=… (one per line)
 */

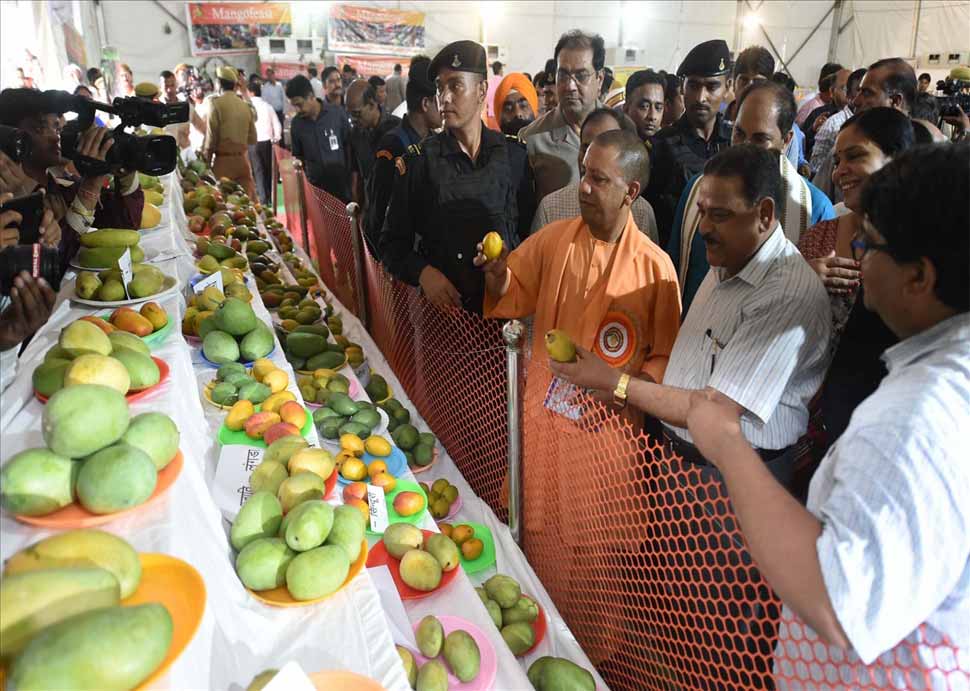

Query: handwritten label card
left=352, top=359, right=370, bottom=389
left=118, top=247, right=133, bottom=298
left=213, top=445, right=264, bottom=520
left=366, top=483, right=389, bottom=534
left=193, top=269, right=223, bottom=295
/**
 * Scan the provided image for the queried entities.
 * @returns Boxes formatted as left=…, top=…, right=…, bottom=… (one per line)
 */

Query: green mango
left=416, top=615, right=444, bottom=657
left=121, top=412, right=180, bottom=470
left=75, top=443, right=157, bottom=514
left=236, top=537, right=295, bottom=590
left=231, top=491, right=283, bottom=552
left=285, top=545, right=350, bottom=600
left=443, top=629, right=481, bottom=682
left=284, top=500, right=334, bottom=552
left=0, top=448, right=78, bottom=516
left=324, top=505, right=365, bottom=562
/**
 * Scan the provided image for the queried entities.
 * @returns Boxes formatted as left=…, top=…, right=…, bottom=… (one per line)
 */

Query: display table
left=0, top=171, right=604, bottom=690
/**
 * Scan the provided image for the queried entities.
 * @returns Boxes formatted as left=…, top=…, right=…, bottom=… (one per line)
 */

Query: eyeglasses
left=556, top=68, right=597, bottom=86
left=850, top=235, right=890, bottom=261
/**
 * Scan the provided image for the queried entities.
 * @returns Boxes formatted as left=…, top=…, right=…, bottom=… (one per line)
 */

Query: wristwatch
left=613, top=373, right=631, bottom=408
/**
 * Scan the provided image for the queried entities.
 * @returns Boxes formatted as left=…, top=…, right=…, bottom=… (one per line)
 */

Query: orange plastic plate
left=247, top=538, right=368, bottom=607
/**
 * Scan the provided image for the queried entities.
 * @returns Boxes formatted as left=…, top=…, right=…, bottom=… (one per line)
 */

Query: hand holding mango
left=548, top=341, right=623, bottom=393
left=544, top=329, right=577, bottom=363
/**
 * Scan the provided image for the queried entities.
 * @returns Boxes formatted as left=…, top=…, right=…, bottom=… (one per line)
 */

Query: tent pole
left=910, top=0, right=923, bottom=59
left=733, top=0, right=745, bottom=52
left=827, top=0, right=844, bottom=62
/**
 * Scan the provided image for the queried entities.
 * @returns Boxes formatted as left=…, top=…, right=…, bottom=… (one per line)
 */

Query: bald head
left=592, top=129, right=650, bottom=189
left=855, top=57, right=917, bottom=114
left=733, top=80, right=796, bottom=151
left=345, top=79, right=380, bottom=129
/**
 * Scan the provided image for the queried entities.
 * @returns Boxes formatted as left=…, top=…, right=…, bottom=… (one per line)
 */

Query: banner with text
left=334, top=54, right=410, bottom=79
left=327, top=4, right=424, bottom=55
left=258, top=61, right=307, bottom=81
left=187, top=2, right=292, bottom=56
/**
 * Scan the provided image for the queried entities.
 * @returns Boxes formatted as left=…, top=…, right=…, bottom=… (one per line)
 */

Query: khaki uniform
left=202, top=91, right=257, bottom=199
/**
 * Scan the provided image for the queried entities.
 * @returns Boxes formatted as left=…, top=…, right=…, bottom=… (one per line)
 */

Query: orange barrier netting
left=273, top=147, right=311, bottom=256
left=280, top=161, right=968, bottom=691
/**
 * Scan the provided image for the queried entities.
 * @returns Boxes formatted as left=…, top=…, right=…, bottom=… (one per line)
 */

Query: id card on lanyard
left=328, top=128, right=339, bottom=151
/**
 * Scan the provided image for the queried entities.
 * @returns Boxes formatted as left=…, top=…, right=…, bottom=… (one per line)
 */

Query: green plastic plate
left=457, top=521, right=497, bottom=575
left=97, top=311, right=174, bottom=348
left=366, top=479, right=428, bottom=535
left=217, top=404, right=313, bottom=448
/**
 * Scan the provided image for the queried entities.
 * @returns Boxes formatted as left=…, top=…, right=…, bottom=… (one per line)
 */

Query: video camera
left=48, top=90, right=188, bottom=177
left=936, top=77, right=970, bottom=117
left=0, top=124, right=32, bottom=163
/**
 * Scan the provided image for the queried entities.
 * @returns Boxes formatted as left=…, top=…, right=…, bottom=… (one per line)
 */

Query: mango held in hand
left=545, top=329, right=577, bottom=363
left=482, top=231, right=503, bottom=261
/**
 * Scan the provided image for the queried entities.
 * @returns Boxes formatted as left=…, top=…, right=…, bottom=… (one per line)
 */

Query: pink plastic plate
left=410, top=615, right=497, bottom=691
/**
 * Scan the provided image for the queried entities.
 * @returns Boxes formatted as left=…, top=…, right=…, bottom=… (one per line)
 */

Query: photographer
left=0, top=88, right=145, bottom=277
left=0, top=193, right=58, bottom=392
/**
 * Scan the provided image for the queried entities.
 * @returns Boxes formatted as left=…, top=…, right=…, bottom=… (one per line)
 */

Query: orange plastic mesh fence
left=303, top=181, right=356, bottom=314
left=272, top=146, right=312, bottom=256
left=275, top=168, right=968, bottom=691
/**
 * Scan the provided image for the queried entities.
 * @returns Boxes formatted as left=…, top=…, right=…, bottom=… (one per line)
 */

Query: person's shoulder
left=806, top=179, right=836, bottom=215
left=519, top=109, right=557, bottom=140
left=653, top=122, right=682, bottom=142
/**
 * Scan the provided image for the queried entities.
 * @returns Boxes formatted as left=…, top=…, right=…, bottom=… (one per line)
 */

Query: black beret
left=677, top=39, right=732, bottom=78
left=429, top=40, right=487, bottom=81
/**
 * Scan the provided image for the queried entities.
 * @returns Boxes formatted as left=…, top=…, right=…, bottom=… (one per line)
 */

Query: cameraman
left=0, top=88, right=145, bottom=276
left=0, top=193, right=58, bottom=392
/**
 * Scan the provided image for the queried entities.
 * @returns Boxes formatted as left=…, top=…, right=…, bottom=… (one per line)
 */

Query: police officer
left=645, top=39, right=733, bottom=246
left=365, top=55, right=442, bottom=256
left=202, top=65, right=257, bottom=200
left=379, top=41, right=535, bottom=313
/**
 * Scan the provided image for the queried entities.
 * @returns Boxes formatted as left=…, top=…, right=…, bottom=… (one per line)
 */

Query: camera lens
left=0, top=125, right=32, bottom=163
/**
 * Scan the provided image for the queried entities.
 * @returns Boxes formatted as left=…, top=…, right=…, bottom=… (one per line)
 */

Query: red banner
left=187, top=2, right=291, bottom=56
left=327, top=3, right=424, bottom=55
left=258, top=61, right=307, bottom=81
left=334, top=55, right=410, bottom=79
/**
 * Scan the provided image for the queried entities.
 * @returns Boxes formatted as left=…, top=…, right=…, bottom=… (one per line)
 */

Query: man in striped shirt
left=552, top=144, right=831, bottom=483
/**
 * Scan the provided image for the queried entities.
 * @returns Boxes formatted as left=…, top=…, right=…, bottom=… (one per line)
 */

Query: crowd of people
left=1, top=28, right=968, bottom=686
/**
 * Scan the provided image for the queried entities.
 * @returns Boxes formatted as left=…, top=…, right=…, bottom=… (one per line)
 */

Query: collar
left=548, top=102, right=603, bottom=143
left=840, top=104, right=853, bottom=117
left=715, top=223, right=787, bottom=287
left=882, top=313, right=970, bottom=373
left=401, top=114, right=421, bottom=140
left=440, top=123, right=503, bottom=159
left=674, top=112, right=731, bottom=143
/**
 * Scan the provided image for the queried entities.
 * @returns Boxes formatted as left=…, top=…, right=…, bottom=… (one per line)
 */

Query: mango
left=392, top=424, right=419, bottom=451
left=325, top=504, right=366, bottom=562
left=98, top=278, right=126, bottom=301
left=502, top=595, right=539, bottom=625
left=262, top=368, right=288, bottom=393
left=4, top=529, right=142, bottom=598
left=231, top=491, right=283, bottom=551
left=235, top=537, right=295, bottom=590
left=203, top=330, right=240, bottom=364
left=197, top=314, right=218, bottom=339
left=287, top=448, right=335, bottom=481
left=245, top=411, right=280, bottom=439
left=486, top=599, right=503, bottom=628
left=382, top=523, right=424, bottom=559
left=240, top=324, right=275, bottom=361
left=128, top=270, right=164, bottom=299
left=108, top=329, right=151, bottom=356
left=144, top=189, right=164, bottom=206
left=284, top=499, right=334, bottom=552
left=416, top=615, right=444, bottom=657
left=0, top=448, right=77, bottom=516
left=532, top=657, right=595, bottom=691
left=393, top=491, right=425, bottom=517
left=225, top=399, right=254, bottom=430
left=364, top=435, right=392, bottom=457
left=0, top=567, right=120, bottom=659
left=120, top=413, right=179, bottom=471
left=44, top=344, right=75, bottom=363
left=286, top=332, right=326, bottom=358
left=32, top=358, right=71, bottom=397
left=527, top=657, right=553, bottom=689
left=307, top=350, right=345, bottom=371
left=198, top=285, right=225, bottom=312
left=451, top=524, right=475, bottom=546
left=414, top=443, right=434, bottom=467
left=139, top=301, right=167, bottom=330
left=218, top=361, right=248, bottom=381
left=461, top=538, right=484, bottom=560
left=443, top=629, right=481, bottom=681
left=77, top=246, right=127, bottom=269
left=261, top=390, right=296, bottom=413
left=397, top=646, right=418, bottom=689
left=213, top=297, right=257, bottom=336
left=482, top=230, right=503, bottom=260
left=426, top=534, right=460, bottom=572
left=545, top=329, right=577, bottom=363
left=501, top=621, right=535, bottom=656
left=211, top=381, right=239, bottom=406
left=76, top=443, right=157, bottom=514
left=140, top=202, right=161, bottom=228
left=339, top=458, right=367, bottom=482
left=251, top=358, right=276, bottom=381
left=416, top=659, right=449, bottom=691
left=370, top=472, right=396, bottom=494
left=399, top=549, right=441, bottom=592
left=63, top=353, right=130, bottom=393
left=263, top=422, right=300, bottom=446
left=285, top=544, right=350, bottom=600
left=60, top=319, right=112, bottom=357
left=246, top=669, right=279, bottom=691
left=263, top=435, right=308, bottom=466
left=75, top=271, right=102, bottom=299
left=79, top=228, right=140, bottom=248
left=112, top=349, right=160, bottom=390
left=9, top=604, right=172, bottom=690
left=485, top=574, right=521, bottom=608
left=249, top=461, right=288, bottom=495
left=111, top=309, right=154, bottom=337
left=277, top=471, right=325, bottom=513
left=43, top=384, right=129, bottom=458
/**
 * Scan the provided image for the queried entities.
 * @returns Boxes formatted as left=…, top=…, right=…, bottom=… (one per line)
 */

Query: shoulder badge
left=395, top=157, right=407, bottom=176
left=376, top=149, right=393, bottom=161
left=406, top=143, right=423, bottom=156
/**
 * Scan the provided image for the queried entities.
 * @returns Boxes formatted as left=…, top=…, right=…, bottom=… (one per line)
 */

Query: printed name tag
left=193, top=270, right=223, bottom=294
left=543, top=376, right=584, bottom=422
left=213, top=445, right=264, bottom=520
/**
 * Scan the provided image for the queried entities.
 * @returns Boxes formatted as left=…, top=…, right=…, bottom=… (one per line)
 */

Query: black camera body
left=0, top=244, right=61, bottom=296
left=0, top=125, right=32, bottom=163
left=47, top=91, right=188, bottom=177
left=935, top=78, right=970, bottom=117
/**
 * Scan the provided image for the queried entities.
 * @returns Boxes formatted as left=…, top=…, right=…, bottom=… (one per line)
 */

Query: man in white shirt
left=685, top=143, right=969, bottom=689
left=384, top=63, right=407, bottom=113
left=247, top=81, right=282, bottom=206
left=307, top=65, right=325, bottom=101
left=260, top=67, right=286, bottom=129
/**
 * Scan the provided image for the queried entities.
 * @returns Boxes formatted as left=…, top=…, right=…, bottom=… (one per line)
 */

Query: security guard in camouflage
left=379, top=41, right=535, bottom=314
left=202, top=65, right=258, bottom=200
left=645, top=39, right=734, bottom=246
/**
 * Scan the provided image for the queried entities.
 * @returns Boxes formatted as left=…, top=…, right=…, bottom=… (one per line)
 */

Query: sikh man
left=493, top=72, right=538, bottom=137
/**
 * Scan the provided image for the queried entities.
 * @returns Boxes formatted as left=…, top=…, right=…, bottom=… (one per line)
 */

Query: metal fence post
left=503, top=319, right=525, bottom=545
left=270, top=145, right=277, bottom=217
left=346, top=202, right=369, bottom=330
left=293, top=159, right=310, bottom=254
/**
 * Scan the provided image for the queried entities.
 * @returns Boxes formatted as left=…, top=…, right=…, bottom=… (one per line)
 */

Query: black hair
left=663, top=72, right=682, bottom=102
left=554, top=30, right=606, bottom=72
left=535, top=73, right=548, bottom=89
left=625, top=69, right=666, bottom=102
left=601, top=67, right=614, bottom=95
left=848, top=67, right=867, bottom=94
left=840, top=107, right=915, bottom=158
left=770, top=71, right=796, bottom=92
left=911, top=92, right=940, bottom=122
left=918, top=72, right=931, bottom=82
left=544, top=58, right=558, bottom=80
left=737, top=79, right=797, bottom=135
left=405, top=56, right=435, bottom=112
left=817, top=62, right=843, bottom=90
left=592, top=129, right=650, bottom=188
left=285, top=75, right=314, bottom=100
left=491, top=61, right=503, bottom=75
left=322, top=66, right=340, bottom=82
left=393, top=64, right=402, bottom=73
left=86, top=67, right=101, bottom=84
left=912, top=120, right=935, bottom=145
left=307, top=66, right=318, bottom=78
left=734, top=46, right=775, bottom=79
left=704, top=145, right=784, bottom=213
left=159, top=70, right=175, bottom=81
left=73, top=85, right=92, bottom=97
left=523, top=72, right=532, bottom=83
left=368, top=76, right=385, bottom=89
left=580, top=107, right=638, bottom=138
left=860, top=143, right=969, bottom=311
left=868, top=57, right=917, bottom=112
left=218, top=78, right=236, bottom=92
left=342, top=64, right=354, bottom=73
left=249, top=82, right=262, bottom=97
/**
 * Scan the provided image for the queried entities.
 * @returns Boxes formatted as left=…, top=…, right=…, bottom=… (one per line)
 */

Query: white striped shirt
left=662, top=224, right=831, bottom=449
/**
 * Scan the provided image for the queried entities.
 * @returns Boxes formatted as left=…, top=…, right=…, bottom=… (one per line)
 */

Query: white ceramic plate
left=68, top=248, right=158, bottom=272
left=67, top=275, right=179, bottom=307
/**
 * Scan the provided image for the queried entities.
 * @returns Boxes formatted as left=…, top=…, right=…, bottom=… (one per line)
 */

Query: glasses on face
left=850, top=234, right=891, bottom=261
left=556, top=68, right=596, bottom=86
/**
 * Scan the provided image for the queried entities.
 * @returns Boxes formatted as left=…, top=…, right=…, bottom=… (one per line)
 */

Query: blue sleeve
left=809, top=181, right=836, bottom=223
left=793, top=124, right=808, bottom=167
left=665, top=173, right=698, bottom=270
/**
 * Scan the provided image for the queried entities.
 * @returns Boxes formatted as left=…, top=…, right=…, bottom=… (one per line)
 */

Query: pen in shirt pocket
left=704, top=329, right=725, bottom=375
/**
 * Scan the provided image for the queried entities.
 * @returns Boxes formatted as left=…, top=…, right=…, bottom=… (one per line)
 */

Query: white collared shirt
left=250, top=95, right=281, bottom=142
left=662, top=224, right=832, bottom=449
left=776, top=313, right=970, bottom=688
